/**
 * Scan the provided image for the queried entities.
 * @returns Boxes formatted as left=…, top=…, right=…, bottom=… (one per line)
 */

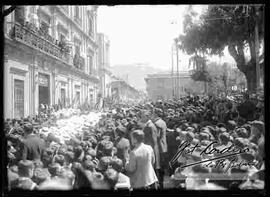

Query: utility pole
left=171, top=44, right=174, bottom=99
left=254, top=5, right=261, bottom=93
left=175, top=38, right=180, bottom=99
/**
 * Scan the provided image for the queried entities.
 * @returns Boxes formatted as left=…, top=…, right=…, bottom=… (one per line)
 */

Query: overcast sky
left=97, top=5, right=236, bottom=71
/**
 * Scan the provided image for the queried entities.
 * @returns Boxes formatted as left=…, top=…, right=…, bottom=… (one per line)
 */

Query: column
left=51, top=68, right=56, bottom=105
left=51, top=7, right=57, bottom=39
left=33, top=58, right=39, bottom=115
left=4, top=55, right=11, bottom=118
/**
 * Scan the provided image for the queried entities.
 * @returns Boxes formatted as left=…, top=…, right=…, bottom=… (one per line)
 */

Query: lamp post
left=171, top=43, right=174, bottom=99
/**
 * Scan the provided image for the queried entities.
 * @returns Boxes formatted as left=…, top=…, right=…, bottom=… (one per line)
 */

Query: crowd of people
left=5, top=92, right=265, bottom=191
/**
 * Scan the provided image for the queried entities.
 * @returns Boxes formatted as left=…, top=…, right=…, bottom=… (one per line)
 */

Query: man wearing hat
left=21, top=123, right=46, bottom=161
left=125, top=130, right=158, bottom=189
left=152, top=111, right=168, bottom=189
left=141, top=110, right=161, bottom=180
left=237, top=93, right=256, bottom=121
left=114, top=125, right=130, bottom=166
left=16, top=160, right=37, bottom=190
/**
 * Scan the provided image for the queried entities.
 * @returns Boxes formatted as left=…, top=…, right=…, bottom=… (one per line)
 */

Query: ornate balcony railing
left=61, top=6, right=69, bottom=14
left=74, top=16, right=82, bottom=26
left=10, top=22, right=71, bottom=65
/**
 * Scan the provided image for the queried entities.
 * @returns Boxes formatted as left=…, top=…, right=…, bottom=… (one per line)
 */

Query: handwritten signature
left=169, top=140, right=258, bottom=171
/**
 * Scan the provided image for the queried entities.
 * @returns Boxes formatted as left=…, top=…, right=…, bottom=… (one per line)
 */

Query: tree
left=178, top=5, right=264, bottom=93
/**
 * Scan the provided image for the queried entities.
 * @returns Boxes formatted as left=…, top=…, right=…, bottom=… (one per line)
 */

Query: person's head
left=130, top=130, right=145, bottom=146
left=23, top=123, right=33, bottom=135
left=104, top=168, right=119, bottom=189
left=219, top=132, right=230, bottom=145
left=141, top=110, right=152, bottom=123
left=83, top=160, right=96, bottom=172
left=97, top=156, right=112, bottom=172
left=250, top=121, right=264, bottom=138
left=58, top=168, right=75, bottom=185
left=243, top=92, right=249, bottom=100
left=111, top=157, right=123, bottom=173
left=48, top=162, right=62, bottom=177
left=90, top=172, right=111, bottom=190
left=33, top=160, right=44, bottom=168
left=54, top=154, right=65, bottom=166
left=18, top=160, right=35, bottom=178
left=32, top=167, right=51, bottom=185
left=115, top=125, right=127, bottom=138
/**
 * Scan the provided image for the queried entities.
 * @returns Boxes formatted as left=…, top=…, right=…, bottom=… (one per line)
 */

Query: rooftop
left=145, top=71, right=191, bottom=79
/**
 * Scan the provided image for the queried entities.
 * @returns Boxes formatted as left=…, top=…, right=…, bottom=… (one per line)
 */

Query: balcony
left=74, top=16, right=82, bottom=26
left=73, top=53, right=85, bottom=70
left=9, top=22, right=71, bottom=65
left=61, top=6, right=69, bottom=14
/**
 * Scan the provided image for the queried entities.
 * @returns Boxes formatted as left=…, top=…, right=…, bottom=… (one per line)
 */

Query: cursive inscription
left=169, top=140, right=253, bottom=171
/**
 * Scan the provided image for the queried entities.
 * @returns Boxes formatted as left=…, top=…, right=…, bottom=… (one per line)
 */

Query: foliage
left=178, top=5, right=264, bottom=92
left=190, top=69, right=211, bottom=82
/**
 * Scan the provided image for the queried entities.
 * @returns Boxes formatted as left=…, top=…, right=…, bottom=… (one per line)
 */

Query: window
left=15, top=6, right=25, bottom=24
left=90, top=93, right=93, bottom=102
left=157, top=79, right=164, bottom=88
left=76, top=91, right=80, bottom=105
left=60, top=34, right=66, bottom=42
left=14, top=79, right=24, bottom=118
left=75, top=6, right=80, bottom=18
left=88, top=55, right=93, bottom=74
left=75, top=45, right=80, bottom=54
left=40, top=20, right=50, bottom=34
left=89, top=18, right=93, bottom=37
left=60, top=88, right=66, bottom=107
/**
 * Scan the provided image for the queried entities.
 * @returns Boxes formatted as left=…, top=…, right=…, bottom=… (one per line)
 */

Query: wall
left=4, top=6, right=100, bottom=118
left=145, top=73, right=205, bottom=101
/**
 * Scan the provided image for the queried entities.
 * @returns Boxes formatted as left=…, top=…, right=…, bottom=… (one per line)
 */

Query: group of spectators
left=5, top=92, right=265, bottom=191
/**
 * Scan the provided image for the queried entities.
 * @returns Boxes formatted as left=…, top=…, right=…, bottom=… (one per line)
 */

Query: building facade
left=111, top=80, right=141, bottom=103
left=4, top=6, right=100, bottom=118
left=97, top=33, right=110, bottom=98
left=145, top=72, right=205, bottom=101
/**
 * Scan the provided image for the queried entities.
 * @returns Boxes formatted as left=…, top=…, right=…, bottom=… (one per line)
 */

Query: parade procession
left=2, top=5, right=265, bottom=193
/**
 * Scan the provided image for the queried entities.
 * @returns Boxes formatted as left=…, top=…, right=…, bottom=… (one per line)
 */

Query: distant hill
left=111, top=64, right=167, bottom=91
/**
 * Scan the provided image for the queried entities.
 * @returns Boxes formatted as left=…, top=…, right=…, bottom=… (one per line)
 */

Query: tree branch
left=236, top=42, right=246, bottom=65
left=248, top=39, right=256, bottom=63
left=228, top=43, right=246, bottom=73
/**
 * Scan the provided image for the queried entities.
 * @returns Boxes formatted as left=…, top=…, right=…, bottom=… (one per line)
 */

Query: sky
left=97, top=5, right=236, bottom=71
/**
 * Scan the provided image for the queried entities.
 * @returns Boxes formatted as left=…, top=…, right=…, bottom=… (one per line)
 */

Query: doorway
left=38, top=73, right=50, bottom=106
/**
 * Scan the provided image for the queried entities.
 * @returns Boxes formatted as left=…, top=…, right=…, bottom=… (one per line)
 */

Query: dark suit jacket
left=115, top=137, right=130, bottom=163
left=22, top=134, right=46, bottom=161
left=154, top=118, right=168, bottom=153
left=143, top=120, right=160, bottom=169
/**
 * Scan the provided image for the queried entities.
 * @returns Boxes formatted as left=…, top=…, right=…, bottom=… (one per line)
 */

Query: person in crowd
left=114, top=125, right=130, bottom=166
left=16, top=160, right=37, bottom=190
left=5, top=91, right=265, bottom=191
left=21, top=123, right=46, bottom=161
left=141, top=110, right=160, bottom=186
left=125, top=130, right=158, bottom=189
left=152, top=109, right=168, bottom=189
left=111, top=157, right=131, bottom=190
left=237, top=93, right=257, bottom=121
